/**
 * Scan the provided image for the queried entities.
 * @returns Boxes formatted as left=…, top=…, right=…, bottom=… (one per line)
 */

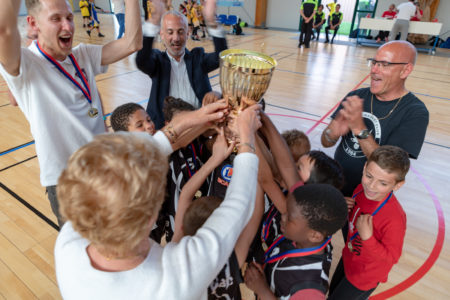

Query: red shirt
left=382, top=10, right=396, bottom=19
left=342, top=184, right=407, bottom=290
left=411, top=10, right=423, bottom=21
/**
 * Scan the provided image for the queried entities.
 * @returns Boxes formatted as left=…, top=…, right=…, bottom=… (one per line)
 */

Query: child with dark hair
left=162, top=96, right=196, bottom=121
left=173, top=127, right=265, bottom=300
left=282, top=129, right=311, bottom=162
left=297, top=150, right=345, bottom=190
left=245, top=183, right=348, bottom=299
left=329, top=145, right=410, bottom=299
left=110, top=102, right=156, bottom=134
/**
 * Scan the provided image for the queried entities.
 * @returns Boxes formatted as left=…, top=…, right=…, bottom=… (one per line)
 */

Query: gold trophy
left=219, top=49, right=277, bottom=142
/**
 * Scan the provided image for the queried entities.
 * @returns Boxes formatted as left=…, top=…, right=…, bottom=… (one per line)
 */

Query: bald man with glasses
left=321, top=41, right=429, bottom=197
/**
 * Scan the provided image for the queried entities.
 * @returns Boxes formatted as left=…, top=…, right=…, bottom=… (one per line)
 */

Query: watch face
left=357, top=129, right=370, bottom=139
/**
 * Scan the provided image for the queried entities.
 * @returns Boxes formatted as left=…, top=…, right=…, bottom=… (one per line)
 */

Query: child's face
left=280, top=194, right=313, bottom=247
left=296, top=155, right=314, bottom=182
left=361, top=161, right=404, bottom=201
left=127, top=109, right=156, bottom=135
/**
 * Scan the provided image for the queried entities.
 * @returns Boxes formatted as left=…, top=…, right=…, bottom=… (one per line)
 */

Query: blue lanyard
left=348, top=191, right=393, bottom=243
left=36, top=42, right=92, bottom=104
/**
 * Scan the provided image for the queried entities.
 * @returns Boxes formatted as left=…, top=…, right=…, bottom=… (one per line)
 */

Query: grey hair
left=160, top=10, right=188, bottom=29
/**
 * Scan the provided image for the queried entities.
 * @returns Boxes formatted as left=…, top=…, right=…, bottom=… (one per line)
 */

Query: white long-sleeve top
left=55, top=132, right=258, bottom=300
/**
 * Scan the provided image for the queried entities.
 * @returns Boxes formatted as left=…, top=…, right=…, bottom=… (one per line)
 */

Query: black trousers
left=325, top=25, right=340, bottom=41
left=300, top=19, right=314, bottom=46
left=328, top=259, right=377, bottom=300
left=46, top=185, right=64, bottom=228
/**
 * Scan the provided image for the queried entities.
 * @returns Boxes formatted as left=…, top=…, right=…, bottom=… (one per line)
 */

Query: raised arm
left=259, top=112, right=300, bottom=190
left=255, top=136, right=287, bottom=213
left=201, top=0, right=227, bottom=72
left=234, top=184, right=264, bottom=267
left=135, top=0, right=165, bottom=76
left=0, top=0, right=22, bottom=76
left=172, top=127, right=234, bottom=242
left=101, top=0, right=142, bottom=65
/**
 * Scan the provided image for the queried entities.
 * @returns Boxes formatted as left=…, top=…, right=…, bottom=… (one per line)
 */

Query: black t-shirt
left=264, top=239, right=332, bottom=298
left=314, top=11, right=325, bottom=25
left=332, top=87, right=429, bottom=196
left=302, top=1, right=316, bottom=18
left=207, top=154, right=235, bottom=199
left=151, top=140, right=209, bottom=243
left=330, top=12, right=342, bottom=26
left=208, top=251, right=242, bottom=299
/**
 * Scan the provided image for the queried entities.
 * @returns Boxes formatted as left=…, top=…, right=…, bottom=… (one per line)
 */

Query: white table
left=356, top=18, right=443, bottom=54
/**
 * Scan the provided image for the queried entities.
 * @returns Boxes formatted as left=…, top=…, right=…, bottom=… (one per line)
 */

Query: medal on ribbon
left=36, top=42, right=98, bottom=118
left=347, top=191, right=393, bottom=252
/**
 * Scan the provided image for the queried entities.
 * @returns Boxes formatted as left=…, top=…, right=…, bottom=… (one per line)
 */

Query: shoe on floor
left=86, top=30, right=91, bottom=37
left=98, top=33, right=105, bottom=37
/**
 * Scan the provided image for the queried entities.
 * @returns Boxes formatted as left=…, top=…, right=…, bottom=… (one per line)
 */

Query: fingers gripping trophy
left=219, top=49, right=277, bottom=145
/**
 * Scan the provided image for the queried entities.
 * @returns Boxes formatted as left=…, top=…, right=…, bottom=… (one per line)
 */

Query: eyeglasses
left=367, top=58, right=409, bottom=68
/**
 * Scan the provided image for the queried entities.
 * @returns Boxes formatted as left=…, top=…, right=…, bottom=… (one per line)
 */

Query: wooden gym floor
left=0, top=14, right=449, bottom=299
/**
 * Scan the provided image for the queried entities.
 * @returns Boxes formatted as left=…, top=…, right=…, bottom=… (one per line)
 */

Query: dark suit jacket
left=136, top=36, right=228, bottom=129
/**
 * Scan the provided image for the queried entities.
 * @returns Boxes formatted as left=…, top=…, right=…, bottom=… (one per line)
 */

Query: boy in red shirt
left=328, top=145, right=410, bottom=299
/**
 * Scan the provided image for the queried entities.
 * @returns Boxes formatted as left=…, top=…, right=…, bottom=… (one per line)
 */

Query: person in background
left=375, top=4, right=396, bottom=43
left=388, top=0, right=418, bottom=41
left=135, top=0, right=227, bottom=129
left=324, top=3, right=342, bottom=44
left=112, top=0, right=126, bottom=39
left=298, top=0, right=317, bottom=49
left=312, top=4, right=325, bottom=41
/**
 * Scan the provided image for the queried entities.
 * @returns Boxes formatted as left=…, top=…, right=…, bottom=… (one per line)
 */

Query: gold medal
left=348, top=241, right=353, bottom=252
left=194, top=190, right=202, bottom=198
left=88, top=107, right=98, bottom=118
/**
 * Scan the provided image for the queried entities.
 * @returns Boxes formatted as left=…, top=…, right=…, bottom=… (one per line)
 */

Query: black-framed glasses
left=367, top=58, right=409, bottom=68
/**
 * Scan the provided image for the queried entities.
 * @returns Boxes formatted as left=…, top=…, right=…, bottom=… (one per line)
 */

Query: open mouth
left=59, top=36, right=72, bottom=47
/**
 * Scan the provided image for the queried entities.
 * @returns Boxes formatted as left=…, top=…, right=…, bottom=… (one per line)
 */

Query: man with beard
left=136, top=0, right=227, bottom=129
left=0, top=0, right=142, bottom=226
left=320, top=41, right=429, bottom=197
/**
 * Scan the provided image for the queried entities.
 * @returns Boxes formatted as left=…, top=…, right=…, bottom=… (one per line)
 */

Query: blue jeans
left=115, top=13, right=125, bottom=39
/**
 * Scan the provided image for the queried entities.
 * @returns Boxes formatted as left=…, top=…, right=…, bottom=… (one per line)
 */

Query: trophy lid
left=219, top=49, right=277, bottom=72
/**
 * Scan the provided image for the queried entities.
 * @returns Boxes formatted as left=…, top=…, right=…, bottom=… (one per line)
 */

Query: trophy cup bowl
left=219, top=49, right=277, bottom=145
left=219, top=49, right=277, bottom=113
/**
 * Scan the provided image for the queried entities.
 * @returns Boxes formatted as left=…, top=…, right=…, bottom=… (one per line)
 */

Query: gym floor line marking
left=306, top=74, right=370, bottom=135
left=266, top=113, right=327, bottom=125
left=0, top=182, right=59, bottom=232
left=0, top=141, right=35, bottom=157
left=0, top=155, right=37, bottom=173
left=96, top=70, right=139, bottom=82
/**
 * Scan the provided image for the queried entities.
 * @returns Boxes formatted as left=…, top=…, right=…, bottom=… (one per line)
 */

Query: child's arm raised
left=255, top=138, right=287, bottom=214
left=234, top=184, right=264, bottom=267
left=172, top=127, right=235, bottom=242
left=259, top=112, right=301, bottom=191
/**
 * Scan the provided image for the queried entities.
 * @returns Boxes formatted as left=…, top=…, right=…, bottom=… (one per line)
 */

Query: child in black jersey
left=244, top=112, right=347, bottom=298
left=245, top=184, right=347, bottom=299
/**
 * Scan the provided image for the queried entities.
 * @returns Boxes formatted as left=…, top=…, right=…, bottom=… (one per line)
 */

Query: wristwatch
left=355, top=129, right=370, bottom=139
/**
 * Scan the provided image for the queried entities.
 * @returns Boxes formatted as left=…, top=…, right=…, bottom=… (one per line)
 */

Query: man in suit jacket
left=136, top=0, right=227, bottom=129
